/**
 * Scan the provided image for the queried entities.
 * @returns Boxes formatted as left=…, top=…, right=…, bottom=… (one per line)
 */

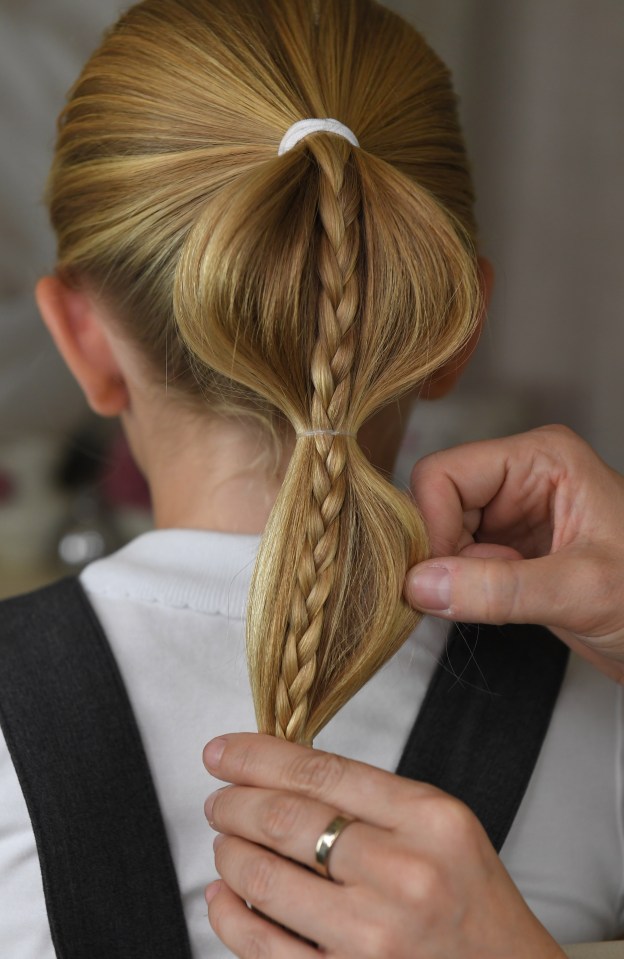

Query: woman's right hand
left=404, top=425, right=624, bottom=683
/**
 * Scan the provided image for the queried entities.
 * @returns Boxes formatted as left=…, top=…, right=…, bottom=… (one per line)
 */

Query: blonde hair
left=47, top=0, right=482, bottom=743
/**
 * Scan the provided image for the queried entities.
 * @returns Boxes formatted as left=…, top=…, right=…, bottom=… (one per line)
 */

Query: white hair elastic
left=278, top=119, right=360, bottom=156
left=297, top=430, right=357, bottom=438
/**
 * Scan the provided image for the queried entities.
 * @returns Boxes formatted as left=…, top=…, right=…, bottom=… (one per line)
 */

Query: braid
left=142, top=0, right=483, bottom=745
left=45, top=0, right=483, bottom=747
left=275, top=137, right=361, bottom=741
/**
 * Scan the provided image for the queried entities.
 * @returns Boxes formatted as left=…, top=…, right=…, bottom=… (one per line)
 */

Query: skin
left=35, top=275, right=293, bottom=533
left=203, top=733, right=565, bottom=959
left=35, top=274, right=456, bottom=534
left=36, top=260, right=584, bottom=957
left=405, top=425, right=624, bottom=685
left=204, top=433, right=624, bottom=957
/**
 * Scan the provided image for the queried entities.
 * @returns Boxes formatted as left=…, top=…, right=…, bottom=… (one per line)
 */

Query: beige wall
left=388, top=1, right=624, bottom=469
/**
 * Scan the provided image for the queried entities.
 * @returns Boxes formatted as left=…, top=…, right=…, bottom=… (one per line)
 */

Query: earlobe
left=35, top=275, right=130, bottom=417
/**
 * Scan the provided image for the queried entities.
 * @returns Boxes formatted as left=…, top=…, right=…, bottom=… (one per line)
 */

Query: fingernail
left=205, top=792, right=216, bottom=825
left=205, top=786, right=229, bottom=825
left=204, top=737, right=227, bottom=770
left=205, top=880, right=221, bottom=905
left=407, top=567, right=451, bottom=611
left=213, top=833, right=225, bottom=852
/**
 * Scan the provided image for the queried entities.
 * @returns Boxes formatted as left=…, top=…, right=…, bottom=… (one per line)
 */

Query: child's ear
left=419, top=256, right=494, bottom=400
left=35, top=276, right=129, bottom=417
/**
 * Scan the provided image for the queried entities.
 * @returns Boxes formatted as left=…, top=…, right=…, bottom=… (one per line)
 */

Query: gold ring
left=314, top=814, right=356, bottom=881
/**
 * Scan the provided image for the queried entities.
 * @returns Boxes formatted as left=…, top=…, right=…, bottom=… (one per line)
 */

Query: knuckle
left=535, top=424, right=587, bottom=469
left=503, top=561, right=524, bottom=623
left=410, top=453, right=444, bottom=495
left=286, top=749, right=347, bottom=797
left=207, top=894, right=236, bottom=947
left=208, top=895, right=272, bottom=959
left=259, top=793, right=303, bottom=843
left=242, top=853, right=277, bottom=907
left=481, top=560, right=509, bottom=625
left=536, top=423, right=574, bottom=441
left=207, top=899, right=226, bottom=939
left=481, top=562, right=514, bottom=623
left=402, top=858, right=445, bottom=910
left=213, top=835, right=232, bottom=874
left=206, top=787, right=229, bottom=827
left=377, top=842, right=441, bottom=910
left=533, top=423, right=576, bottom=450
left=424, top=794, right=478, bottom=849
left=240, top=932, right=272, bottom=959
left=409, top=456, right=428, bottom=490
left=233, top=742, right=262, bottom=780
left=409, top=450, right=444, bottom=491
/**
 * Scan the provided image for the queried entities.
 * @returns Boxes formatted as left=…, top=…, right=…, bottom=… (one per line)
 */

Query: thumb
left=405, top=553, right=584, bottom=629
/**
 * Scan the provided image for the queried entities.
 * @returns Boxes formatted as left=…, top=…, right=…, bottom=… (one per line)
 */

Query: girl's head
left=39, top=0, right=486, bottom=742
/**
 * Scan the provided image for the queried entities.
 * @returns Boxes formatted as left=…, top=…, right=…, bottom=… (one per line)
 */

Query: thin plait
left=275, top=136, right=361, bottom=740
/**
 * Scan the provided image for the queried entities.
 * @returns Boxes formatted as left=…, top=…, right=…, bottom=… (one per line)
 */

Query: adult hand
left=203, top=733, right=564, bottom=959
left=405, top=425, right=624, bottom=684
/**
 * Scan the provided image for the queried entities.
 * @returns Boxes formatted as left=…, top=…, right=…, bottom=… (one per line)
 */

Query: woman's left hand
left=203, top=733, right=565, bottom=958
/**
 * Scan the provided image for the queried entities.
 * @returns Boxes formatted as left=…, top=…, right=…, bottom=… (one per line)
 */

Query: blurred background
left=1, top=0, right=622, bottom=596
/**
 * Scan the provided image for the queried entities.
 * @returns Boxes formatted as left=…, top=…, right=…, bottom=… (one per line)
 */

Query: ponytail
left=175, top=130, right=481, bottom=742
left=46, top=0, right=482, bottom=743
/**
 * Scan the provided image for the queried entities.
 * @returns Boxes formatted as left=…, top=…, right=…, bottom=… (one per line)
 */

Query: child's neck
left=127, top=410, right=294, bottom=534
left=120, top=388, right=407, bottom=534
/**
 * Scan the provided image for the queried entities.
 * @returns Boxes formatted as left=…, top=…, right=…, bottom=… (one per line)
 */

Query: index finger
left=203, top=733, right=436, bottom=829
left=410, top=439, right=511, bottom=556
left=410, top=429, right=562, bottom=556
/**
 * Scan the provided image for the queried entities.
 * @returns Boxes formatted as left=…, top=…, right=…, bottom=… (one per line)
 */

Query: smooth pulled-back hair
left=47, top=0, right=482, bottom=743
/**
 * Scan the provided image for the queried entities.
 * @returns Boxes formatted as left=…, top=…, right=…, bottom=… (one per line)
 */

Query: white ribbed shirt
left=0, top=529, right=623, bottom=956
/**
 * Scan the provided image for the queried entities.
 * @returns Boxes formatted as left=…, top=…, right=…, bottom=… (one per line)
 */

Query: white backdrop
left=1, top=1, right=623, bottom=466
